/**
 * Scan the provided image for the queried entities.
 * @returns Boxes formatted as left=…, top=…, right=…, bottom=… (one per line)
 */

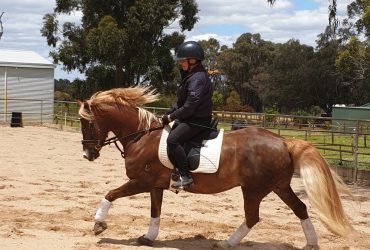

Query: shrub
left=225, top=90, right=241, bottom=111
left=264, top=105, right=278, bottom=122
left=212, top=91, right=223, bottom=110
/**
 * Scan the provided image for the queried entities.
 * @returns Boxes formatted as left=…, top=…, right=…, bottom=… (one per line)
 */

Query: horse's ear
left=77, top=100, right=83, bottom=107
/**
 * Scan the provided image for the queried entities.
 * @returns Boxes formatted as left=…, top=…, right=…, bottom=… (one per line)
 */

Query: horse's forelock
left=78, top=101, right=94, bottom=121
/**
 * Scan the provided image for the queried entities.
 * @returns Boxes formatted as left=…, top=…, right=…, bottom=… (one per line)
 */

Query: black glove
left=161, top=115, right=171, bottom=125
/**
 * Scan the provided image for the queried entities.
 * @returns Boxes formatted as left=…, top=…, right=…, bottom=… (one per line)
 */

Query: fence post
left=331, top=132, right=334, bottom=144
left=353, top=121, right=359, bottom=184
left=364, top=135, right=367, bottom=148
left=40, top=100, right=43, bottom=125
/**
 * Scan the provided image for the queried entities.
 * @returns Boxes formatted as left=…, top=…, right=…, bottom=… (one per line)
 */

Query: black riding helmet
left=175, top=41, right=204, bottom=61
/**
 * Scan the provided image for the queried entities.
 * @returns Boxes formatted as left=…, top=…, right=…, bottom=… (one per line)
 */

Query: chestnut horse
left=78, top=86, right=352, bottom=249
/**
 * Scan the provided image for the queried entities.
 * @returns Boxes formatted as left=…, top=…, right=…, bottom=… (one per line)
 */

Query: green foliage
left=198, top=38, right=220, bottom=70
left=347, top=0, right=370, bottom=38
left=266, top=39, right=315, bottom=113
left=54, top=78, right=73, bottom=101
left=336, top=36, right=370, bottom=106
left=225, top=90, right=241, bottom=111
left=54, top=91, right=71, bottom=101
left=291, top=110, right=310, bottom=124
left=309, top=106, right=324, bottom=116
left=42, top=0, right=198, bottom=89
left=44, top=1, right=370, bottom=114
left=263, top=104, right=278, bottom=122
left=212, top=91, right=223, bottom=110
left=217, top=33, right=274, bottom=112
left=264, top=104, right=278, bottom=115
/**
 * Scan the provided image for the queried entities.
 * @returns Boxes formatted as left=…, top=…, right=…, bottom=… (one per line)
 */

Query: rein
left=101, top=126, right=164, bottom=158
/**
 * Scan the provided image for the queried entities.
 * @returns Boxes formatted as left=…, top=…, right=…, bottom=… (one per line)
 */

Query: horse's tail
left=285, top=138, right=353, bottom=236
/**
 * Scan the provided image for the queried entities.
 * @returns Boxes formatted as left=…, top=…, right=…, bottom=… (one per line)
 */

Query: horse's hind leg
left=94, top=179, right=149, bottom=235
left=137, top=188, right=164, bottom=246
left=274, top=186, right=319, bottom=250
left=215, top=187, right=265, bottom=249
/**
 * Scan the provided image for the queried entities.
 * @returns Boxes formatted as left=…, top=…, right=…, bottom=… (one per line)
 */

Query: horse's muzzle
left=83, top=149, right=100, bottom=161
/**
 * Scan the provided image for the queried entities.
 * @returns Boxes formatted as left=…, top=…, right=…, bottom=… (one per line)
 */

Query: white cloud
left=0, top=0, right=354, bottom=80
left=186, top=0, right=352, bottom=47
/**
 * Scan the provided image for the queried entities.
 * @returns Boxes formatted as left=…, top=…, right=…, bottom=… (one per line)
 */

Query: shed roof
left=0, top=49, right=55, bottom=69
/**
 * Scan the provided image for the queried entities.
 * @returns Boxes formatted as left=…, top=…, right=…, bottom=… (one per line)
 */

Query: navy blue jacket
left=168, top=64, right=213, bottom=122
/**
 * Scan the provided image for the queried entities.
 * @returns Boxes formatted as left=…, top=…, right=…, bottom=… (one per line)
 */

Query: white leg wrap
left=94, top=198, right=112, bottom=222
left=301, top=218, right=318, bottom=246
left=227, top=221, right=251, bottom=247
left=144, top=217, right=160, bottom=241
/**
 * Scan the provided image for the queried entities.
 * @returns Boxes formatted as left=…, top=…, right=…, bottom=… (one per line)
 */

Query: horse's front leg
left=137, top=188, right=164, bottom=246
left=94, top=179, right=150, bottom=235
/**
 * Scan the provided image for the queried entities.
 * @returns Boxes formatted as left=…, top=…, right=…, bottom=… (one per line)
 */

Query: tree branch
left=0, top=12, right=4, bottom=40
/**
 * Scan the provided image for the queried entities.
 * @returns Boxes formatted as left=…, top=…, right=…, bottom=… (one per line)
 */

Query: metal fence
left=3, top=100, right=369, bottom=177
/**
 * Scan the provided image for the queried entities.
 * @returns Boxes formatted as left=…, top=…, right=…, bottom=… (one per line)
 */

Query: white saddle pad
left=158, top=122, right=224, bottom=173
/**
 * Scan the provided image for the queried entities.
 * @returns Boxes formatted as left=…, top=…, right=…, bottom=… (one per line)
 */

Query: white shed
left=0, top=49, right=55, bottom=125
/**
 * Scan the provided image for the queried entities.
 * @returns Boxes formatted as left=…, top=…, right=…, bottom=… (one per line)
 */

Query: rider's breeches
left=167, top=122, right=204, bottom=176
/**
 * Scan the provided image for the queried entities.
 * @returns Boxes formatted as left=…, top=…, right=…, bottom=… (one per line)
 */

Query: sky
left=0, top=0, right=353, bottom=81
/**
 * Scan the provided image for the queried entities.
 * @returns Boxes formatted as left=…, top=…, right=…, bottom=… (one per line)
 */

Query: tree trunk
left=115, top=58, right=125, bottom=87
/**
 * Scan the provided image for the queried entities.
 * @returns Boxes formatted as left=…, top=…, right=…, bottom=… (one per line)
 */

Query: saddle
left=158, top=118, right=223, bottom=174
left=181, top=118, right=219, bottom=170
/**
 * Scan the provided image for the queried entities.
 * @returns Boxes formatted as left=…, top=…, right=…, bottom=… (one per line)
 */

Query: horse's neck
left=124, top=129, right=161, bottom=164
left=108, top=108, right=141, bottom=136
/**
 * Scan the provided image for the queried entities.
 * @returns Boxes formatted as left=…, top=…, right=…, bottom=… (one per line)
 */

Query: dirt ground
left=0, top=126, right=369, bottom=250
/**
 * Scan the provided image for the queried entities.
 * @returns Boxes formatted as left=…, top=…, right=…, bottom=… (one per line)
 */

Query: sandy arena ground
left=0, top=126, right=369, bottom=250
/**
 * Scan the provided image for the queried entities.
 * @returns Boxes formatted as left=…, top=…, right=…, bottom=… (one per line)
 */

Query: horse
left=78, top=86, right=353, bottom=249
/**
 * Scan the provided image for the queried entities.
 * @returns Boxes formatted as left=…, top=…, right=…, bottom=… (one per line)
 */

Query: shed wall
left=332, top=107, right=370, bottom=132
left=0, top=66, right=54, bottom=124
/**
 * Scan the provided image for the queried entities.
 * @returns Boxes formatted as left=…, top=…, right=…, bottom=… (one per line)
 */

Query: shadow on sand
left=97, top=236, right=300, bottom=249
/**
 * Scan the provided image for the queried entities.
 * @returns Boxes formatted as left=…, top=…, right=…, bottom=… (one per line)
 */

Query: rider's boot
left=171, top=172, right=193, bottom=189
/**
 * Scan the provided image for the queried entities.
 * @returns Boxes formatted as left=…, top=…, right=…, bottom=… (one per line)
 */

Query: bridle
left=81, top=118, right=163, bottom=158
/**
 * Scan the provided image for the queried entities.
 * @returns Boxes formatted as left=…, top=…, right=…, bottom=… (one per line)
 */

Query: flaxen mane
left=79, top=86, right=160, bottom=130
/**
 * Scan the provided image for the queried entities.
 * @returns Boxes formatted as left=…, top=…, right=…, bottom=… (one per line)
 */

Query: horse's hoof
left=302, top=244, right=320, bottom=250
left=137, top=235, right=154, bottom=246
left=94, top=221, right=107, bottom=235
left=212, top=240, right=233, bottom=249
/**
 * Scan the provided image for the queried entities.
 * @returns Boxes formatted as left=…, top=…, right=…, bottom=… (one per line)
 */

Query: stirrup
left=171, top=176, right=193, bottom=189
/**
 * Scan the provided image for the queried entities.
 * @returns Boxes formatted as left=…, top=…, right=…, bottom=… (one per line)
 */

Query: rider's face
left=178, top=58, right=197, bottom=71
left=178, top=59, right=189, bottom=71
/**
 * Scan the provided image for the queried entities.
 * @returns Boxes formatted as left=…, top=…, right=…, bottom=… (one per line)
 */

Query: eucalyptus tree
left=266, top=39, right=315, bottom=113
left=41, top=0, right=198, bottom=97
left=217, top=33, right=275, bottom=112
left=0, top=12, right=4, bottom=40
left=198, top=38, right=220, bottom=70
left=346, top=0, right=370, bottom=38
left=198, top=38, right=227, bottom=102
left=305, top=32, right=345, bottom=115
left=336, top=37, right=370, bottom=105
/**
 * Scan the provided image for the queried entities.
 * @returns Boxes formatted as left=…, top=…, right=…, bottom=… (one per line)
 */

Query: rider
left=161, top=41, right=213, bottom=189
